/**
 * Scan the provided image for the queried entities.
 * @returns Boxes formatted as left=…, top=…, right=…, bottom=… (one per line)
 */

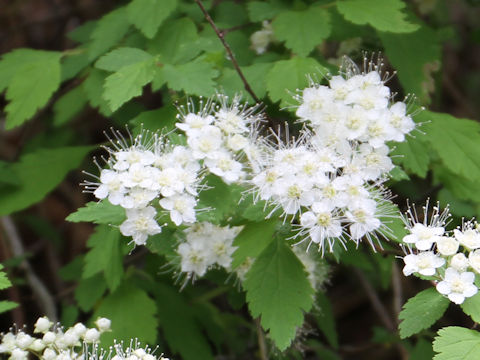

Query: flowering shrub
left=1, top=0, right=480, bottom=359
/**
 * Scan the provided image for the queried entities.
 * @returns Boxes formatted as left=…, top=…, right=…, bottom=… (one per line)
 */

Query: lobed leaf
left=66, top=201, right=126, bottom=225
left=127, top=0, right=178, bottom=39
left=433, top=326, right=480, bottom=360
left=162, top=60, right=219, bottom=96
left=95, top=47, right=153, bottom=72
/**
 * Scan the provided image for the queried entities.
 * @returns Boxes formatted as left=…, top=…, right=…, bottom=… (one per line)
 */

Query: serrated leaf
left=0, top=265, right=12, bottom=290
left=391, top=136, right=430, bottom=178
left=272, top=7, right=331, bottom=57
left=433, top=326, right=480, bottom=360
left=83, top=225, right=124, bottom=291
left=127, top=0, right=178, bottom=39
left=336, top=0, right=419, bottom=33
left=380, top=25, right=441, bottom=104
left=92, top=281, right=157, bottom=346
left=419, top=110, right=480, bottom=182
left=162, top=60, right=218, bottom=96
left=247, top=1, right=286, bottom=22
left=244, top=237, right=314, bottom=350
left=461, top=292, right=480, bottom=323
left=75, top=273, right=107, bottom=312
left=88, top=7, right=130, bottom=59
left=266, top=57, right=325, bottom=107
left=5, top=51, right=62, bottom=129
left=0, top=146, right=93, bottom=216
left=103, top=58, right=157, bottom=112
left=399, top=288, right=449, bottom=338
left=0, top=301, right=18, bottom=314
left=152, top=283, right=214, bottom=360
left=232, top=219, right=278, bottom=268
left=129, top=106, right=178, bottom=134
left=95, top=47, right=153, bottom=72
left=82, top=69, right=112, bottom=116
left=66, top=201, right=126, bottom=225
left=148, top=18, right=199, bottom=64
left=316, top=292, right=338, bottom=349
left=53, top=85, right=88, bottom=126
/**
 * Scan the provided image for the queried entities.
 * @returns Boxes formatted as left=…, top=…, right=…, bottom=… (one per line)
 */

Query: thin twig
left=391, top=262, right=403, bottom=324
left=194, top=0, right=260, bottom=103
left=255, top=318, right=268, bottom=360
left=1, top=216, right=58, bottom=321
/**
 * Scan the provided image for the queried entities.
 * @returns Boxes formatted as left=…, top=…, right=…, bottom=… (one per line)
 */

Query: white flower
left=469, top=250, right=480, bottom=273
left=121, top=187, right=158, bottom=209
left=43, top=348, right=57, bottom=360
left=42, top=332, right=56, bottom=345
left=402, top=251, right=445, bottom=276
left=450, top=253, right=469, bottom=272
left=346, top=200, right=381, bottom=240
left=175, top=113, right=214, bottom=133
left=187, top=125, right=223, bottom=159
left=250, top=21, right=274, bottom=54
left=177, top=241, right=210, bottom=277
left=0, top=333, right=16, bottom=353
left=28, top=339, right=45, bottom=352
left=226, top=134, right=249, bottom=152
left=296, top=86, right=334, bottom=121
left=15, top=333, right=33, bottom=350
left=403, top=223, right=444, bottom=251
left=299, top=206, right=343, bottom=253
left=95, top=318, right=111, bottom=332
left=114, top=149, right=156, bottom=171
left=72, top=323, right=87, bottom=337
left=436, top=236, right=459, bottom=256
left=10, top=348, right=28, bottom=360
left=204, top=152, right=244, bottom=184
left=94, top=169, right=127, bottom=205
left=159, top=194, right=197, bottom=226
left=83, top=328, right=100, bottom=343
left=436, top=267, right=478, bottom=304
left=388, top=102, right=415, bottom=142
left=119, top=206, right=162, bottom=246
left=454, top=228, right=480, bottom=250
left=34, top=316, right=53, bottom=334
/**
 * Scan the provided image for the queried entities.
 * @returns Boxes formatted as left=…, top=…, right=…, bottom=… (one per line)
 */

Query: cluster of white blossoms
left=0, top=317, right=111, bottom=360
left=401, top=202, right=480, bottom=304
left=84, top=130, right=203, bottom=246
left=250, top=58, right=415, bottom=253
left=176, top=222, right=241, bottom=281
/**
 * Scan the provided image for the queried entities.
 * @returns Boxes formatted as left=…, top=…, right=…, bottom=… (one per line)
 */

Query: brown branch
left=255, top=318, right=268, bottom=360
left=194, top=0, right=260, bottom=104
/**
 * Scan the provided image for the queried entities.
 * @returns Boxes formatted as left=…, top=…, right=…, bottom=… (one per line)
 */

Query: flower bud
left=34, top=317, right=52, bottom=334
left=83, top=328, right=100, bottom=343
left=95, top=318, right=111, bottom=332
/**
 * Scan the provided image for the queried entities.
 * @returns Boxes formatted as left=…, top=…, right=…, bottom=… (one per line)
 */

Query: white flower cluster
left=250, top=21, right=275, bottom=55
left=0, top=317, right=111, bottom=360
left=251, top=60, right=415, bottom=253
left=401, top=202, right=480, bottom=304
left=84, top=131, right=203, bottom=246
left=177, top=222, right=241, bottom=281
left=176, top=95, right=263, bottom=185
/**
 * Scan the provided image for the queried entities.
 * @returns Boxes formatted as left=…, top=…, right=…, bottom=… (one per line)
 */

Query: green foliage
left=66, top=201, right=126, bottom=225
left=272, top=6, right=331, bottom=57
left=461, top=292, right=480, bottom=323
left=0, top=264, right=18, bottom=314
left=391, top=136, right=430, bottom=178
left=0, top=50, right=62, bottom=129
left=433, top=327, right=480, bottom=360
left=398, top=288, right=450, bottom=339
left=53, top=85, right=88, bottom=126
left=244, top=237, right=314, bottom=350
left=93, top=280, right=157, bottom=346
left=127, top=0, right=178, bottom=39
left=161, top=60, right=219, bottom=96
left=336, top=0, right=419, bottom=33
left=0, top=146, right=93, bottom=215
left=316, top=292, right=338, bottom=349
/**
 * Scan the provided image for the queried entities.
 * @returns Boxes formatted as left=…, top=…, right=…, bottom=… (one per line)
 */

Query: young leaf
left=0, top=146, right=93, bottom=216
left=419, top=111, right=480, bottom=182
left=127, top=0, right=178, bottom=39
left=83, top=225, right=124, bottom=291
left=92, top=281, right=157, bottom=346
left=4, top=51, right=62, bottom=129
left=0, top=301, right=18, bottom=314
left=433, top=326, right=480, bottom=360
left=0, top=265, right=12, bottom=290
left=74, top=273, right=107, bottom=312
left=66, top=201, right=126, bottom=225
left=88, top=7, right=130, bottom=59
left=272, top=6, right=331, bottom=57
left=162, top=60, right=219, bottom=96
left=379, top=25, right=441, bottom=104
left=336, top=0, right=419, bottom=33
left=95, top=47, right=153, bottom=72
left=398, top=288, right=449, bottom=338
left=266, top=57, right=326, bottom=107
left=244, top=237, right=314, bottom=350
left=461, top=292, right=480, bottom=323
left=103, top=58, right=157, bottom=112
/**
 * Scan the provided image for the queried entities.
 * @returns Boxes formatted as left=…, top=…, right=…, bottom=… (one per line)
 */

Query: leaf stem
left=255, top=318, right=268, bottom=360
left=194, top=0, right=260, bottom=103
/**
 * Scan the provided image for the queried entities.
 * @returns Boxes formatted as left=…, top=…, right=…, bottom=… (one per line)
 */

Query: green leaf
left=433, top=326, right=480, bottom=360
left=75, top=273, right=107, bottom=312
left=316, top=292, right=338, bottom=349
left=103, top=58, right=157, bottom=112
left=53, top=85, right=88, bottom=126
left=129, top=106, right=178, bottom=134
left=420, top=110, right=480, bottom=182
left=410, top=338, right=435, bottom=360
left=231, top=219, right=278, bottom=269
left=82, top=69, right=112, bottom=116
left=148, top=18, right=199, bottom=64
left=461, top=292, right=480, bottom=323
left=0, top=49, right=48, bottom=92
left=398, top=288, right=449, bottom=338
left=162, top=60, right=219, bottom=96
left=127, top=0, right=178, bottom=39
left=93, top=281, right=157, bottom=346
left=247, top=1, right=286, bottom=22
left=390, top=136, right=430, bottom=178
left=83, top=225, right=124, bottom=291
left=244, top=237, right=314, bottom=350
left=0, top=161, right=19, bottom=186
left=266, top=57, right=326, bottom=107
left=152, top=283, right=214, bottom=360
left=0, top=146, right=93, bottom=216
left=88, top=7, right=130, bottom=59
left=66, top=201, right=126, bottom=225
left=4, top=51, right=62, bottom=129
left=336, top=0, right=419, bottom=33
left=0, top=301, right=18, bottom=314
left=0, top=265, right=12, bottom=290
left=96, top=47, right=153, bottom=72
left=272, top=6, right=331, bottom=57
left=380, top=25, right=441, bottom=103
